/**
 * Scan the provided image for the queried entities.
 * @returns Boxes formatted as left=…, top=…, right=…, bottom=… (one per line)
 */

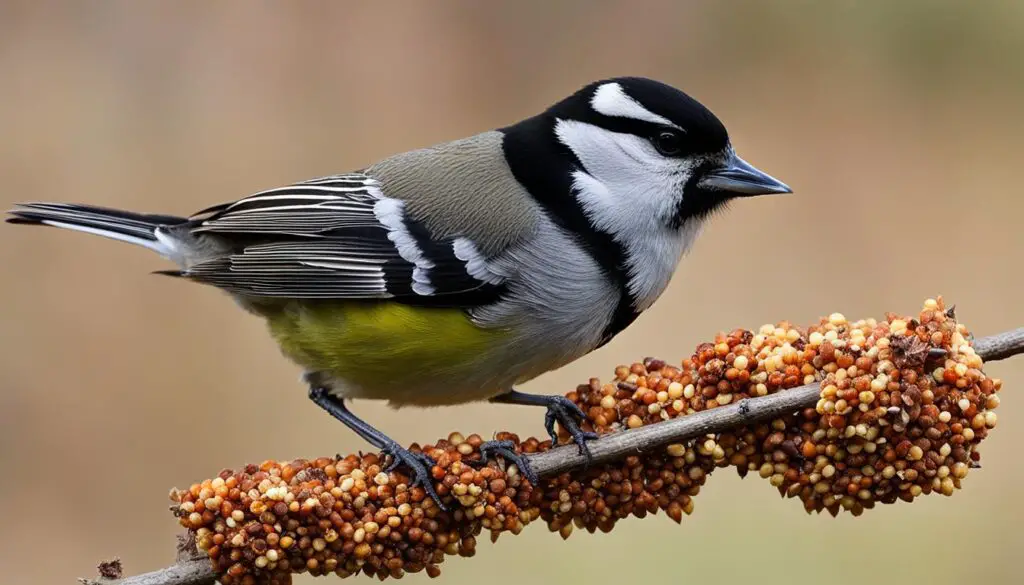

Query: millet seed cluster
left=171, top=298, right=1002, bottom=582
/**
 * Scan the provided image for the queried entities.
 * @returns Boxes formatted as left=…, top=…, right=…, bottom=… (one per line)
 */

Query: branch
left=80, top=561, right=213, bottom=585
left=83, top=327, right=1024, bottom=585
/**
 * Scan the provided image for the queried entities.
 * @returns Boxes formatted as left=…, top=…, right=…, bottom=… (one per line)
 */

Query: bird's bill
left=698, top=153, right=791, bottom=196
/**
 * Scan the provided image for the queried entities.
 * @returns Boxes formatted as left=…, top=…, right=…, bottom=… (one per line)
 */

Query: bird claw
left=472, top=439, right=540, bottom=486
left=543, top=396, right=599, bottom=465
left=380, top=442, right=446, bottom=511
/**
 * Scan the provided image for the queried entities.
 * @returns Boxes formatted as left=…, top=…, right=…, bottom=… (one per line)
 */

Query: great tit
left=7, top=77, right=791, bottom=509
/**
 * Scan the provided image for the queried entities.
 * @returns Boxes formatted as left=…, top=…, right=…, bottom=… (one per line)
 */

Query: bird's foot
left=471, top=439, right=539, bottom=486
left=380, top=441, right=446, bottom=511
left=542, top=396, right=599, bottom=465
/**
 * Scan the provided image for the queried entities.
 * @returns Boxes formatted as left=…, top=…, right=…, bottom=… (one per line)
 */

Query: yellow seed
left=909, top=446, right=924, bottom=460
left=952, top=462, right=969, bottom=479
left=958, top=398, right=971, bottom=412
left=734, top=355, right=749, bottom=370
left=656, top=391, right=669, bottom=403
left=972, top=413, right=987, bottom=429
left=666, top=444, right=686, bottom=457
left=829, top=313, right=846, bottom=326
left=683, top=384, right=696, bottom=399
left=600, top=395, right=616, bottom=409
left=858, top=391, right=875, bottom=404
left=667, top=382, right=684, bottom=399
left=354, top=528, right=366, bottom=543
left=938, top=411, right=952, bottom=423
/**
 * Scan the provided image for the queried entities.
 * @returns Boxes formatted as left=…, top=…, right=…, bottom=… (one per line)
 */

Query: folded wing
left=180, top=174, right=507, bottom=306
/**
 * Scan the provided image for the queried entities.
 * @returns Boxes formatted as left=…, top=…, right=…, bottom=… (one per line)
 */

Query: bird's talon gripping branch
left=380, top=442, right=445, bottom=510
left=474, top=439, right=539, bottom=486
left=543, top=396, right=600, bottom=463
left=490, top=390, right=599, bottom=465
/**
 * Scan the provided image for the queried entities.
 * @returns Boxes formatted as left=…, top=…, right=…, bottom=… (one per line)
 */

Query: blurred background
left=1, top=1, right=1022, bottom=584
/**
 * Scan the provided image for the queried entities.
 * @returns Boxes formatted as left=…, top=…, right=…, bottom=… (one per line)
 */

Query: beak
left=698, top=153, right=792, bottom=196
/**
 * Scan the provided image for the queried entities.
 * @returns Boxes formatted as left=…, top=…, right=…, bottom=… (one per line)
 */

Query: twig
left=82, top=327, right=1024, bottom=585
left=79, top=560, right=213, bottom=585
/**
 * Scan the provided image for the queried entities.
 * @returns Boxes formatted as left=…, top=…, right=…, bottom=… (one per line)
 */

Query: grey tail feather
left=6, top=202, right=188, bottom=255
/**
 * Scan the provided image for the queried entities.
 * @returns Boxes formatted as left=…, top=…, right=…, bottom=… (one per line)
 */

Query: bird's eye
left=651, top=129, right=685, bottom=156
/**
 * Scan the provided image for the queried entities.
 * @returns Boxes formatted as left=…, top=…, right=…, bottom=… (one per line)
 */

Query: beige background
left=1, top=2, right=1022, bottom=584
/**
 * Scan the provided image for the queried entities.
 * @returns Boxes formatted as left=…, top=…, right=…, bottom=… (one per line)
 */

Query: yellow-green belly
left=261, top=300, right=511, bottom=400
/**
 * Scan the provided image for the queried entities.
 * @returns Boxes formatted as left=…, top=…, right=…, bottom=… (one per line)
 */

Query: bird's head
left=528, top=76, right=791, bottom=232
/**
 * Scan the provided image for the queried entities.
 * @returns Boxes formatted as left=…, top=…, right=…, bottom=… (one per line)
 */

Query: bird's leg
left=307, top=386, right=445, bottom=510
left=489, top=388, right=599, bottom=465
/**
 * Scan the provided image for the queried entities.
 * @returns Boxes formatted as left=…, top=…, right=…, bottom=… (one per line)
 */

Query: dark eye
left=651, top=129, right=685, bottom=156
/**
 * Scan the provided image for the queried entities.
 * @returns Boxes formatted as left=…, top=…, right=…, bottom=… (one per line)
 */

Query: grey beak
left=698, top=153, right=792, bottom=196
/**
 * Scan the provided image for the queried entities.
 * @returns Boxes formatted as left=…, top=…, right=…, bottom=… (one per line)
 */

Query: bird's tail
left=6, top=202, right=188, bottom=258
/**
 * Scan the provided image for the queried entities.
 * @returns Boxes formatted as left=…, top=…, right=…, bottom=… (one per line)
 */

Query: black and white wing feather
left=180, top=174, right=507, bottom=306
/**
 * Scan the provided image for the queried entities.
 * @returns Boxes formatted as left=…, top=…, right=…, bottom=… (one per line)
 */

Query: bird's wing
left=180, top=174, right=508, bottom=305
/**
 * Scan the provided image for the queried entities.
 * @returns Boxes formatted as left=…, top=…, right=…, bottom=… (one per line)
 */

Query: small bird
left=7, top=77, right=790, bottom=508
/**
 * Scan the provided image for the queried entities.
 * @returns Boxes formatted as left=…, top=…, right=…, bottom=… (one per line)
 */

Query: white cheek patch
left=590, top=82, right=679, bottom=128
left=555, top=119, right=684, bottom=224
left=554, top=118, right=698, bottom=312
left=372, top=196, right=437, bottom=296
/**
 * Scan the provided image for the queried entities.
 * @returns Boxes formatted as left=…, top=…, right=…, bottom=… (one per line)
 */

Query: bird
left=6, top=76, right=791, bottom=510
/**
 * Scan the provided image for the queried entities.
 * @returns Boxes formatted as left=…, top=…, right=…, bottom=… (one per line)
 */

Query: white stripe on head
left=372, top=195, right=436, bottom=296
left=590, top=82, right=679, bottom=128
